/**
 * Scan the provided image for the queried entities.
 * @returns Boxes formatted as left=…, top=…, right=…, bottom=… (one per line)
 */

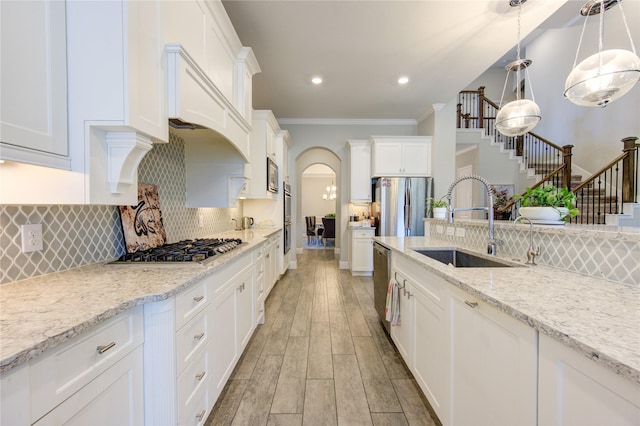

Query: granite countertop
left=0, top=228, right=281, bottom=374
left=374, top=236, right=640, bottom=385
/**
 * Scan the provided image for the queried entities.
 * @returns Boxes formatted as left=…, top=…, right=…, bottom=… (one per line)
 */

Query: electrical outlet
left=455, top=227, right=466, bottom=238
left=21, top=224, right=43, bottom=253
left=446, top=226, right=455, bottom=236
left=436, top=225, right=444, bottom=234
left=198, top=214, right=204, bottom=227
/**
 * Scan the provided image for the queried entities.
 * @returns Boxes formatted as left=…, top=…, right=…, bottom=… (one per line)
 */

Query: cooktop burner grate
left=113, top=238, right=243, bottom=263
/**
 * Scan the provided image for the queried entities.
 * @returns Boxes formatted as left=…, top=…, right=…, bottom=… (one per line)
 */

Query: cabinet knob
left=96, top=342, right=116, bottom=354
left=464, top=300, right=479, bottom=308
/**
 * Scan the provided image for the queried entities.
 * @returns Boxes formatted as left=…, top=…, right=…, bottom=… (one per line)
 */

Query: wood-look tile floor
left=205, top=249, right=438, bottom=426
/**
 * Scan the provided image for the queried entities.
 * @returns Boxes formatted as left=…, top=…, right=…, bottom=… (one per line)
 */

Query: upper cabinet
left=245, top=111, right=280, bottom=199
left=0, top=1, right=69, bottom=169
left=0, top=0, right=261, bottom=206
left=348, top=140, right=372, bottom=202
left=371, top=136, right=432, bottom=177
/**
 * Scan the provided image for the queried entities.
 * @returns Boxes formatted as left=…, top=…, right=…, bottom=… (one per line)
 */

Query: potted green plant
left=426, top=197, right=449, bottom=219
left=513, top=185, right=579, bottom=222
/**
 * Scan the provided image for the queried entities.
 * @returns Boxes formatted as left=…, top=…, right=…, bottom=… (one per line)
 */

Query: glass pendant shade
left=564, top=48, right=640, bottom=107
left=495, top=99, right=541, bottom=137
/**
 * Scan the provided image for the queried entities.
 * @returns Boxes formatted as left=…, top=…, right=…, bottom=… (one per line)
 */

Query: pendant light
left=564, top=0, right=640, bottom=107
left=495, top=0, right=541, bottom=137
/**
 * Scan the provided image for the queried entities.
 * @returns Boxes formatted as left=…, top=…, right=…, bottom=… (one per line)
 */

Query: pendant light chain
left=618, top=1, right=637, bottom=54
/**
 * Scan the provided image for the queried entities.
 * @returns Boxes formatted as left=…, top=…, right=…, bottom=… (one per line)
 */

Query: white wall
left=464, top=66, right=518, bottom=105
left=526, top=1, right=640, bottom=174
left=301, top=175, right=336, bottom=220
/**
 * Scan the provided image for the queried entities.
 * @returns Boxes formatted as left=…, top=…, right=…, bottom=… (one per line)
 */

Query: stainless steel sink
left=412, top=248, right=520, bottom=268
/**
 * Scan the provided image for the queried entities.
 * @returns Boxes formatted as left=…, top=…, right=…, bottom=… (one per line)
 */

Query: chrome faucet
left=446, top=175, right=502, bottom=256
left=513, top=216, right=540, bottom=265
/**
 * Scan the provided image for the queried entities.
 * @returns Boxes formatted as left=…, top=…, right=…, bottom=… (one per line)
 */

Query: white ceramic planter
left=433, top=207, right=448, bottom=220
left=519, top=206, right=568, bottom=221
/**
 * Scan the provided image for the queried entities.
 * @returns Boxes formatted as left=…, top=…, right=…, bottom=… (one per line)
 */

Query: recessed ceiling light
left=311, top=76, right=323, bottom=85
left=398, top=76, right=409, bottom=85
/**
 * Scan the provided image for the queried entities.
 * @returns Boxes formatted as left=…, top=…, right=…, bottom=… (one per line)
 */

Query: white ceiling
left=222, top=0, right=579, bottom=121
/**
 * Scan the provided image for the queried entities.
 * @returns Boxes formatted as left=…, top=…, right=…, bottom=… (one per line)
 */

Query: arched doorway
left=301, top=164, right=336, bottom=248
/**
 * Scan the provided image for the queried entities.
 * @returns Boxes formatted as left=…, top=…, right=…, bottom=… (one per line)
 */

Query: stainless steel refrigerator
left=373, top=177, right=433, bottom=236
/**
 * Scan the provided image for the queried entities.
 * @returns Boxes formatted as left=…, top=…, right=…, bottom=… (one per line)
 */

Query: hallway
left=206, top=249, right=437, bottom=426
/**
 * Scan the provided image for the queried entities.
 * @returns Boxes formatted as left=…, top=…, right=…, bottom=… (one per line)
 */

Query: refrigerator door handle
left=404, top=179, right=412, bottom=236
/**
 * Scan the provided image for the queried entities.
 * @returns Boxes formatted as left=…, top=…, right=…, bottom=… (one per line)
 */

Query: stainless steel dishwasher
left=373, top=242, right=391, bottom=333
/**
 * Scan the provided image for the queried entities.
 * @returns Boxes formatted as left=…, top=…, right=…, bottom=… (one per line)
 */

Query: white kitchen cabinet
left=281, top=130, right=291, bottom=184
left=538, top=333, right=640, bottom=425
left=245, top=110, right=280, bottom=199
left=348, top=140, right=372, bottom=202
left=255, top=243, right=267, bottom=324
left=0, top=0, right=69, bottom=169
left=389, top=268, right=415, bottom=367
left=371, top=136, right=432, bottom=177
left=0, top=363, right=29, bottom=425
left=349, top=228, right=375, bottom=275
left=448, top=285, right=537, bottom=425
left=33, top=347, right=144, bottom=426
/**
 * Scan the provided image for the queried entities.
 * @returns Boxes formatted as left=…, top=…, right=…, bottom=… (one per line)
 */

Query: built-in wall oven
left=283, top=182, right=291, bottom=254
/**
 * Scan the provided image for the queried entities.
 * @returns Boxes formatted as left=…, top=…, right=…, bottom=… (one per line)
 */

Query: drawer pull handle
left=96, top=342, right=116, bottom=354
left=196, top=409, right=206, bottom=422
left=259, top=289, right=264, bottom=294
left=465, top=301, right=478, bottom=308
left=193, top=295, right=204, bottom=302
left=196, top=371, right=206, bottom=381
left=194, top=332, right=205, bottom=341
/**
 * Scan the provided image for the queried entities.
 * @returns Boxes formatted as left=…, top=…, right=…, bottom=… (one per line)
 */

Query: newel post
left=622, top=136, right=638, bottom=203
left=478, top=86, right=485, bottom=129
left=457, top=103, right=462, bottom=128
left=562, top=145, right=574, bottom=190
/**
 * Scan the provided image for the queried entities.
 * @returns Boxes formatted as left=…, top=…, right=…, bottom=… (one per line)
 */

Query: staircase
left=457, top=87, right=640, bottom=226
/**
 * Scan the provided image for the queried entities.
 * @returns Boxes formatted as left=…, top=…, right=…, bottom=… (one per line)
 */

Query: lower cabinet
left=349, top=228, right=375, bottom=275
left=0, top=306, right=144, bottom=426
left=448, top=285, right=537, bottom=425
left=538, top=334, right=640, bottom=425
left=389, top=268, right=415, bottom=367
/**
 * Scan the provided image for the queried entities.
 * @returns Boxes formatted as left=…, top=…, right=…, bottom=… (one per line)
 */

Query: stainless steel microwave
left=267, top=157, right=278, bottom=193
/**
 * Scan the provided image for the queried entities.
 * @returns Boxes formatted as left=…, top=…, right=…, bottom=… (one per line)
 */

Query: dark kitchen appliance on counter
left=372, top=177, right=433, bottom=237
left=112, top=238, right=244, bottom=264
left=283, top=182, right=291, bottom=254
left=373, top=241, right=391, bottom=333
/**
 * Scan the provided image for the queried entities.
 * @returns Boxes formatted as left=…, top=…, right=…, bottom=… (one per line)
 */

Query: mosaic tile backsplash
left=426, top=220, right=640, bottom=287
left=0, top=133, right=241, bottom=284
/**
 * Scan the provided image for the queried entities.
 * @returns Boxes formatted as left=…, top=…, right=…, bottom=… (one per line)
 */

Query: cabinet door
left=402, top=142, right=431, bottom=176
left=33, top=347, right=144, bottom=426
left=413, top=285, right=447, bottom=421
left=352, top=238, right=373, bottom=272
left=449, top=289, right=537, bottom=425
left=349, top=141, right=372, bottom=202
left=0, top=0, right=69, bottom=168
left=236, top=268, right=255, bottom=352
left=373, top=142, right=403, bottom=175
left=209, top=282, right=238, bottom=401
left=538, top=334, right=640, bottom=425
left=390, top=277, right=414, bottom=367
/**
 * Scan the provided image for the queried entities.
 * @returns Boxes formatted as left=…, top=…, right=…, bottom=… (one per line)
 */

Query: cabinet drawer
left=206, top=252, right=252, bottom=297
left=179, top=383, right=210, bottom=426
left=353, top=229, right=375, bottom=239
left=30, top=306, right=143, bottom=421
left=176, top=279, right=208, bottom=331
left=176, top=309, right=209, bottom=375
left=32, top=347, right=144, bottom=426
left=394, top=254, right=444, bottom=308
left=178, top=349, right=209, bottom=414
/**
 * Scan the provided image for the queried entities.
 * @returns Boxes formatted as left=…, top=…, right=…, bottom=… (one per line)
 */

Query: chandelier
left=495, top=0, right=541, bottom=137
left=323, top=182, right=337, bottom=200
left=564, top=0, right=640, bottom=107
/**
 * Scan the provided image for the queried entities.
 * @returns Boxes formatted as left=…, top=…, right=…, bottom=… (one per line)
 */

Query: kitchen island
left=375, top=234, right=640, bottom=425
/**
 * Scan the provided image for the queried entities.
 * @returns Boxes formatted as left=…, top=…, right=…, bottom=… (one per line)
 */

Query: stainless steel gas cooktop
left=112, top=238, right=243, bottom=264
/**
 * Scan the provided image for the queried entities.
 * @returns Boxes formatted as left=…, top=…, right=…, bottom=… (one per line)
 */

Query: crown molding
left=277, top=118, right=418, bottom=126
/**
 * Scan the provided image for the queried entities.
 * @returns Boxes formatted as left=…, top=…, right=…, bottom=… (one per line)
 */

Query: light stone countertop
left=0, top=228, right=281, bottom=374
left=374, top=236, right=640, bottom=384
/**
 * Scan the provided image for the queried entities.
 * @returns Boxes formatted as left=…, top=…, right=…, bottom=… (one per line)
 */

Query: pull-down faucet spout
left=446, top=175, right=501, bottom=256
